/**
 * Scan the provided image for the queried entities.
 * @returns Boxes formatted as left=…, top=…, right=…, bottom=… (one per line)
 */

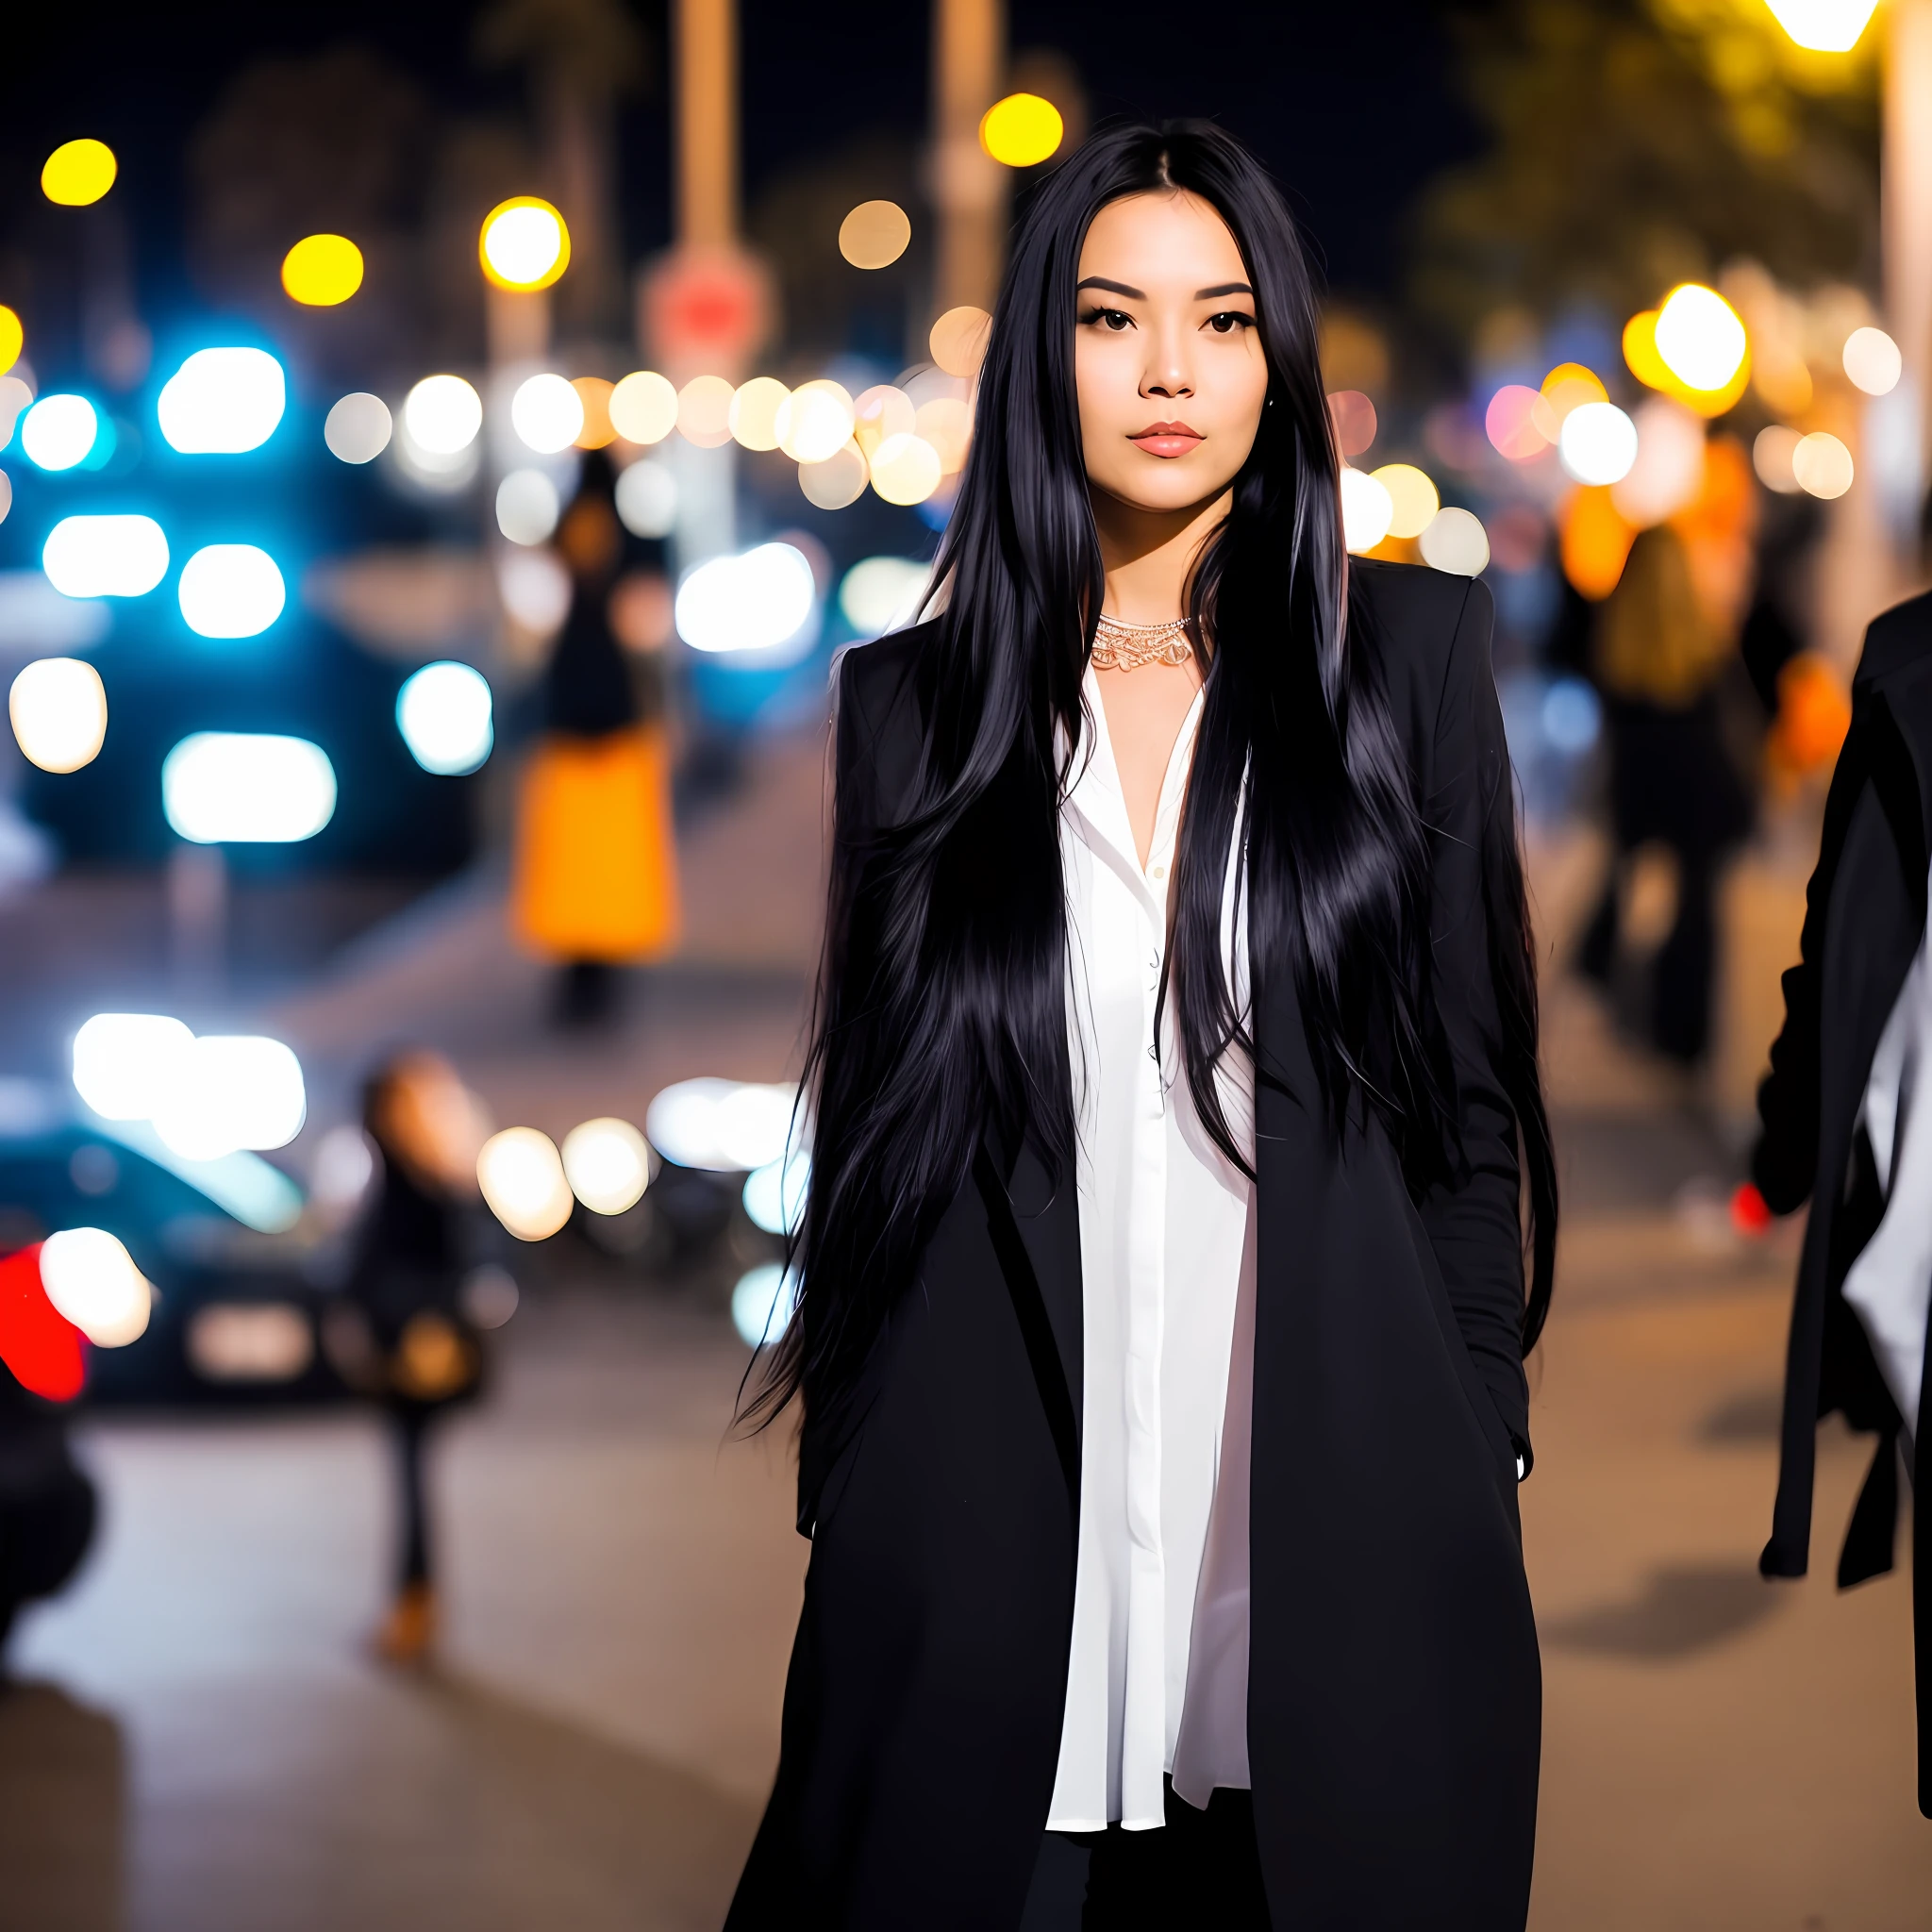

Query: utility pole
left=930, top=0, right=1007, bottom=319
left=678, top=0, right=738, bottom=247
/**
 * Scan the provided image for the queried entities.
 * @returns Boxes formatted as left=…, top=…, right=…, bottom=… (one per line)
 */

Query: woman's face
left=1074, top=191, right=1270, bottom=517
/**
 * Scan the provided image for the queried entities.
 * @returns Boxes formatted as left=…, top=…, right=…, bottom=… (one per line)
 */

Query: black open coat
left=728, top=563, right=1541, bottom=1928
left=1754, top=588, right=1932, bottom=1815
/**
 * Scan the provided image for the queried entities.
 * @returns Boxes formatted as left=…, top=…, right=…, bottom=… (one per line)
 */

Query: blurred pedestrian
left=1753, top=584, right=1932, bottom=1818
left=336, top=1050, right=485, bottom=1666
left=0, top=1354, right=93, bottom=1670
left=510, top=448, right=681, bottom=1026
left=728, top=123, right=1554, bottom=1932
left=1575, top=507, right=1755, bottom=1063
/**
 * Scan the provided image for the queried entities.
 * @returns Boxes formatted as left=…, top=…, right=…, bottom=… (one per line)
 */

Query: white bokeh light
left=495, top=468, right=560, bottom=545
left=396, top=661, right=493, bottom=775
left=162, top=732, right=337, bottom=843
left=403, top=375, right=483, bottom=456
left=742, top=1148, right=810, bottom=1237
left=158, top=348, right=286, bottom=454
left=560, top=1117, right=650, bottom=1216
left=1843, top=326, right=1903, bottom=398
left=20, top=394, right=98, bottom=471
left=1340, top=467, right=1394, bottom=553
left=675, top=543, right=818, bottom=658
left=72, top=1013, right=194, bottom=1122
left=1558, top=402, right=1640, bottom=486
left=615, top=458, right=677, bottom=538
left=839, top=557, right=930, bottom=636
left=1417, top=508, right=1491, bottom=577
left=325, top=392, right=392, bottom=464
left=510, top=373, right=585, bottom=454
left=42, top=516, right=169, bottom=598
left=476, top=1126, right=573, bottom=1241
left=152, top=1035, right=308, bottom=1158
left=10, top=658, right=107, bottom=773
left=732, top=1263, right=799, bottom=1348
left=646, top=1078, right=797, bottom=1172
left=41, top=1228, right=150, bottom=1348
left=177, top=545, right=286, bottom=639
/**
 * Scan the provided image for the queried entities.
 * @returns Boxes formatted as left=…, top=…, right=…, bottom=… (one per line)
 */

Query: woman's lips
left=1129, top=422, right=1203, bottom=458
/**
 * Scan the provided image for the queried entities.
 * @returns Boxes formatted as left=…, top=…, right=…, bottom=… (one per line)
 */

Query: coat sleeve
left=1751, top=705, right=1872, bottom=1215
left=1415, top=579, right=1533, bottom=1457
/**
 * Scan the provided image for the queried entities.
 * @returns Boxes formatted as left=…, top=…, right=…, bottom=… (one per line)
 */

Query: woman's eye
left=1081, top=307, right=1133, bottom=331
left=1206, top=312, right=1254, bottom=335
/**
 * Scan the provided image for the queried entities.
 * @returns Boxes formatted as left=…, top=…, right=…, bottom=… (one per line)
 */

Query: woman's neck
left=1091, top=485, right=1232, bottom=625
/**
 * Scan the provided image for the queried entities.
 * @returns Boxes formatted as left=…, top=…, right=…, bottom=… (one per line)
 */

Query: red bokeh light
left=0, top=1241, right=85, bottom=1402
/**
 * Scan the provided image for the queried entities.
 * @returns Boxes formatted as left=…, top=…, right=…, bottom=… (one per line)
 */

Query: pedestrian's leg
left=375, top=1407, right=439, bottom=1664
left=1653, top=838, right=1718, bottom=1063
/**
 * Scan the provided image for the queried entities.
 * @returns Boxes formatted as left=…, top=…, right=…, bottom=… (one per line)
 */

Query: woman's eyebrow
left=1074, top=275, right=1144, bottom=298
left=1196, top=282, right=1254, bottom=299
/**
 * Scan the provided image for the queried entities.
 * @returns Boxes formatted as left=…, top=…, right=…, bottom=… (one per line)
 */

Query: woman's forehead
left=1078, top=191, right=1244, bottom=282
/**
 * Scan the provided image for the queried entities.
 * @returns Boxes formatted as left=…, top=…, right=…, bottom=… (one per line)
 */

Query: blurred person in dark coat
left=330, top=1050, right=486, bottom=1666
left=1575, top=512, right=1755, bottom=1062
left=511, top=449, right=681, bottom=1026
left=1753, top=586, right=1932, bottom=1816
left=0, top=1361, right=93, bottom=1669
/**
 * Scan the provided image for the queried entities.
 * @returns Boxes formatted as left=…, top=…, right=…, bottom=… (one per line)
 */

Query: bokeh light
left=1559, top=488, right=1637, bottom=601
left=1612, top=398, right=1706, bottom=526
left=1539, top=362, right=1608, bottom=423
left=609, top=370, right=678, bottom=444
left=479, top=197, right=571, bottom=292
left=675, top=544, right=818, bottom=656
left=571, top=376, right=617, bottom=449
left=1792, top=430, right=1854, bottom=499
left=21, top=394, right=98, bottom=472
left=158, top=348, right=286, bottom=454
left=477, top=1126, right=574, bottom=1240
left=1753, top=424, right=1804, bottom=494
left=403, top=375, right=483, bottom=458
left=930, top=307, right=992, bottom=378
left=1485, top=385, right=1551, bottom=462
left=40, top=1229, right=148, bottom=1348
left=0, top=374, right=27, bottom=449
left=1763, top=0, right=1878, bottom=51
left=743, top=1149, right=810, bottom=1237
left=839, top=200, right=911, bottom=269
left=914, top=396, right=973, bottom=474
left=616, top=458, right=678, bottom=538
left=800, top=443, right=869, bottom=509
left=1326, top=390, right=1377, bottom=459
left=41, top=140, right=117, bottom=207
left=72, top=1013, right=192, bottom=1122
left=1371, top=463, right=1440, bottom=541
left=496, top=468, right=560, bottom=545
left=153, top=1036, right=308, bottom=1158
left=560, top=1117, right=650, bottom=1215
left=498, top=551, right=572, bottom=633
left=43, top=515, right=169, bottom=598
left=980, top=92, right=1065, bottom=167
left=162, top=732, right=337, bottom=843
left=1340, top=466, right=1394, bottom=553
left=0, top=307, right=22, bottom=377
left=281, top=234, right=364, bottom=307
left=732, top=1263, right=799, bottom=1348
left=869, top=432, right=942, bottom=506
left=840, top=557, right=930, bottom=635
left=1843, top=325, right=1902, bottom=397
left=853, top=384, right=916, bottom=458
left=10, top=658, right=107, bottom=773
left=1652, top=285, right=1747, bottom=393
left=1418, top=508, right=1490, bottom=577
left=325, top=392, right=392, bottom=464
left=729, top=376, right=791, bottom=451
left=177, top=545, right=286, bottom=639
left=777, top=380, right=858, bottom=463
left=510, top=372, right=585, bottom=454
left=646, top=1078, right=797, bottom=1172
left=676, top=375, right=735, bottom=448
left=396, top=661, right=493, bottom=775
left=1558, top=402, right=1639, bottom=486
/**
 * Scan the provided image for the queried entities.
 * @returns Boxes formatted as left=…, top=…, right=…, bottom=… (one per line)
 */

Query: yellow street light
left=479, top=196, right=571, bottom=292
left=281, top=234, right=364, bottom=307
left=0, top=307, right=21, bottom=378
left=42, top=139, right=117, bottom=207
left=980, top=93, right=1064, bottom=168
left=1763, top=0, right=1879, bottom=53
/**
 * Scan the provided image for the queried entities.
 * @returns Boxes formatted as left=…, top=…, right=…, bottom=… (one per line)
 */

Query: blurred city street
left=0, top=766, right=1927, bottom=1931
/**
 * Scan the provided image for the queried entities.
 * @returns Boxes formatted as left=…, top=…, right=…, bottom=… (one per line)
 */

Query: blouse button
left=1149, top=863, right=1167, bottom=883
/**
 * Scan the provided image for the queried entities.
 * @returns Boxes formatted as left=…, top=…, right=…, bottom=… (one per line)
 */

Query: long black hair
left=748, top=120, right=1555, bottom=1434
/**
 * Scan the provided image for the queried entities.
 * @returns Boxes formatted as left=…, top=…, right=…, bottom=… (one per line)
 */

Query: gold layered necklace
left=1090, top=612, right=1193, bottom=673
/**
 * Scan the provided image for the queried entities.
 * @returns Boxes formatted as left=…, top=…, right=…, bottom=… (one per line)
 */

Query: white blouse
left=1046, top=667, right=1257, bottom=1833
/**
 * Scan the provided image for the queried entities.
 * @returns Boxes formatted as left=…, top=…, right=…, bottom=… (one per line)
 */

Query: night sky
left=0, top=1, right=1483, bottom=317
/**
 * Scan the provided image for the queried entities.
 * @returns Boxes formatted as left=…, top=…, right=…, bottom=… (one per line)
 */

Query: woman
left=510, top=448, right=682, bottom=1025
left=730, top=123, right=1555, bottom=1930
left=338, top=1050, right=486, bottom=1664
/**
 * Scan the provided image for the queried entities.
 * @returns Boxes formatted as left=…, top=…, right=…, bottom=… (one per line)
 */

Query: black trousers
left=1017, top=1782, right=1271, bottom=1930
left=391, top=1407, right=433, bottom=1591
